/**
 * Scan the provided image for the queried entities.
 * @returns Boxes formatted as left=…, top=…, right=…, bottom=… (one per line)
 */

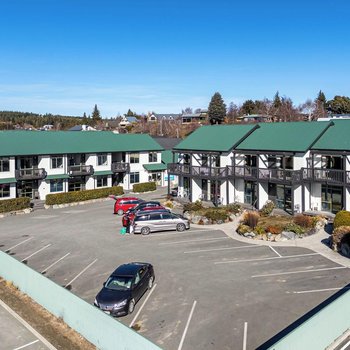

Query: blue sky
left=0, top=0, right=349, bottom=117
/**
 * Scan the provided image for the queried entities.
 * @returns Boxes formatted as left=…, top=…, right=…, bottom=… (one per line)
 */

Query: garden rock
left=244, top=231, right=256, bottom=238
left=191, top=215, right=202, bottom=224
left=183, top=212, right=192, bottom=220
left=202, top=217, right=210, bottom=225
left=281, top=231, right=296, bottom=240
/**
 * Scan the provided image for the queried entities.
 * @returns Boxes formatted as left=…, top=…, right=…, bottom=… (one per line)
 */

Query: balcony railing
left=168, top=163, right=228, bottom=178
left=68, top=165, right=94, bottom=176
left=302, top=168, right=345, bottom=184
left=111, top=162, right=130, bottom=173
left=258, top=168, right=302, bottom=182
left=15, top=168, right=47, bottom=180
left=231, top=166, right=258, bottom=179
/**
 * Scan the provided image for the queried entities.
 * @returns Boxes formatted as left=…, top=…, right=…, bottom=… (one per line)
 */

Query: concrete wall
left=0, top=251, right=162, bottom=350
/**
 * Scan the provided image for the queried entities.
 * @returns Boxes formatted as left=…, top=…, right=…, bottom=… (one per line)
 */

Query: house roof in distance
left=174, top=124, right=258, bottom=152
left=0, top=131, right=163, bottom=156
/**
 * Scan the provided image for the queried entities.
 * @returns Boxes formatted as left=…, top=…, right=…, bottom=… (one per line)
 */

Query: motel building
left=0, top=131, right=165, bottom=201
left=167, top=120, right=350, bottom=215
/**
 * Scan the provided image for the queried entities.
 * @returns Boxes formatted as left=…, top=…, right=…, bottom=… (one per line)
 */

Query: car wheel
left=128, top=299, right=135, bottom=314
left=141, top=227, right=151, bottom=235
left=117, top=209, right=124, bottom=216
left=148, top=276, right=154, bottom=290
left=176, top=223, right=186, bottom=232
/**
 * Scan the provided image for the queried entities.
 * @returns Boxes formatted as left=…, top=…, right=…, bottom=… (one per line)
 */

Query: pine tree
left=208, top=92, right=226, bottom=125
left=91, top=104, right=101, bottom=124
left=273, top=91, right=282, bottom=109
left=82, top=112, right=88, bottom=124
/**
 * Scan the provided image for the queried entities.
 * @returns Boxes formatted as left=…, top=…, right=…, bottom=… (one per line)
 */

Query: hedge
left=333, top=210, right=350, bottom=230
left=0, top=197, right=31, bottom=213
left=45, top=186, right=124, bottom=205
left=132, top=182, right=156, bottom=193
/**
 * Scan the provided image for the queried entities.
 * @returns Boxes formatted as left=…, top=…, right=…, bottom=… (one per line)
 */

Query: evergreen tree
left=91, top=104, right=101, bottom=124
left=208, top=92, right=226, bottom=124
left=126, top=109, right=135, bottom=116
left=273, top=91, right=282, bottom=109
left=82, top=112, right=88, bottom=124
left=241, top=100, right=256, bottom=115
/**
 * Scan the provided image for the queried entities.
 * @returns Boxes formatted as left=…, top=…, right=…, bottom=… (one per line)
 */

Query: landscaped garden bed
left=330, top=210, right=350, bottom=257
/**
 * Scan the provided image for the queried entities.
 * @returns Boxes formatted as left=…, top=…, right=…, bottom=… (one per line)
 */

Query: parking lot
left=1, top=197, right=350, bottom=350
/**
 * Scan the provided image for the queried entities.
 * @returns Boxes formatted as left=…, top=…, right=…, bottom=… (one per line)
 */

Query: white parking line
left=129, top=283, right=157, bottom=328
left=21, top=244, right=51, bottom=262
left=292, top=286, right=350, bottom=294
left=242, top=322, right=248, bottom=350
left=340, top=339, right=350, bottom=350
left=145, top=229, right=218, bottom=238
left=41, top=253, right=71, bottom=273
left=184, top=245, right=262, bottom=254
left=13, top=339, right=39, bottom=350
left=0, top=299, right=57, bottom=350
left=214, top=252, right=319, bottom=265
left=64, top=259, right=98, bottom=287
left=252, top=266, right=347, bottom=278
left=178, top=300, right=197, bottom=350
left=160, top=237, right=229, bottom=245
left=269, top=246, right=282, bottom=257
left=5, top=237, right=34, bottom=252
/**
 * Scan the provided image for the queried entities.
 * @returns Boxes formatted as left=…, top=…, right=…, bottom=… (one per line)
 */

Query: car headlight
left=94, top=298, right=99, bottom=306
left=113, top=299, right=128, bottom=309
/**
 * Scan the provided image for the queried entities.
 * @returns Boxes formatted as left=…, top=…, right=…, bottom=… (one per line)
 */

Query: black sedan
left=94, top=262, right=155, bottom=317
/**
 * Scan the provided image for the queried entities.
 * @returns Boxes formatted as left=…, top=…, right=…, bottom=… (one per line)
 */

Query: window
left=0, top=183, right=10, bottom=198
left=0, top=157, right=10, bottom=172
left=161, top=213, right=172, bottom=220
left=130, top=172, right=139, bottom=184
left=130, top=153, right=139, bottom=163
left=68, top=177, right=85, bottom=192
left=149, top=152, right=157, bottom=163
left=96, top=176, right=108, bottom=187
left=150, top=213, right=162, bottom=220
left=51, top=155, right=63, bottom=169
left=50, top=179, right=63, bottom=193
left=97, top=153, right=108, bottom=166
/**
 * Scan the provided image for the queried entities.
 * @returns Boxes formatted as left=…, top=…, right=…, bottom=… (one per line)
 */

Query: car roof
left=138, top=201, right=160, bottom=205
left=117, top=197, right=141, bottom=201
left=112, top=262, right=148, bottom=276
left=135, top=209, right=170, bottom=216
left=139, top=206, right=164, bottom=211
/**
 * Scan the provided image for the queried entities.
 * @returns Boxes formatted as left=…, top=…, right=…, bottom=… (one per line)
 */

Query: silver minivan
left=133, top=212, right=190, bottom=235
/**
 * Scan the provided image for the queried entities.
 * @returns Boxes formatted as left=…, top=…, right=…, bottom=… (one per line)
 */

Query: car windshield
left=105, top=276, right=133, bottom=291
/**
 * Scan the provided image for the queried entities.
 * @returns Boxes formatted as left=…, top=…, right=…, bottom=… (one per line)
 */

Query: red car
left=114, top=197, right=143, bottom=215
left=122, top=205, right=167, bottom=227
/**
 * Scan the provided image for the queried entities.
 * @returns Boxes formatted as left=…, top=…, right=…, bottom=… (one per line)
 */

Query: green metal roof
left=312, top=120, right=350, bottom=151
left=0, top=131, right=164, bottom=157
left=174, top=125, right=257, bottom=152
left=45, top=174, right=70, bottom=180
left=143, top=163, right=167, bottom=171
left=161, top=150, right=179, bottom=164
left=93, top=170, right=113, bottom=176
left=237, top=122, right=331, bottom=152
left=0, top=177, right=16, bottom=184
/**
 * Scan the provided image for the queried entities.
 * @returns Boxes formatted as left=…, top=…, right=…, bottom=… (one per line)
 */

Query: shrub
left=0, top=197, right=31, bottom=213
left=163, top=200, right=174, bottom=209
left=237, top=224, right=251, bottom=235
left=203, top=209, right=229, bottom=222
left=46, top=186, right=124, bottom=205
left=242, top=211, right=260, bottom=229
left=294, top=215, right=313, bottom=228
left=225, top=203, right=242, bottom=215
left=132, top=182, right=156, bottom=193
left=183, top=200, right=204, bottom=212
left=265, top=225, right=282, bottom=235
left=332, top=226, right=350, bottom=251
left=254, top=225, right=266, bottom=236
left=260, top=200, right=275, bottom=217
left=284, top=223, right=305, bottom=235
left=333, top=211, right=350, bottom=230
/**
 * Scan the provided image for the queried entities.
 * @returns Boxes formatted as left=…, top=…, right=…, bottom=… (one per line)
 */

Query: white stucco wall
left=293, top=185, right=303, bottom=213
left=310, top=182, right=322, bottom=211
left=258, top=183, right=268, bottom=208
left=234, top=179, right=245, bottom=203
left=192, top=179, right=202, bottom=202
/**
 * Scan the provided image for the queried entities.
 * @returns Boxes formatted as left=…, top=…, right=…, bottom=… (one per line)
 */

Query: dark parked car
left=122, top=205, right=168, bottom=227
left=125, top=201, right=161, bottom=215
left=94, top=262, right=155, bottom=317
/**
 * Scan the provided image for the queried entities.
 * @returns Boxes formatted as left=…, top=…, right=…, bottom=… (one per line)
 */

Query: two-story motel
left=168, top=120, right=350, bottom=214
left=0, top=131, right=165, bottom=200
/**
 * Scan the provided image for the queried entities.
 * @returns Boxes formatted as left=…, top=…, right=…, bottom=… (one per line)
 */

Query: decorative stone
left=243, top=231, right=256, bottom=238
left=281, top=231, right=297, bottom=240
left=191, top=215, right=202, bottom=224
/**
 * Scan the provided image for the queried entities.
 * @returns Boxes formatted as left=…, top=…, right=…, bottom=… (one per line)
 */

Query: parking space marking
left=41, top=253, right=71, bottom=274
left=0, top=299, right=57, bottom=350
left=13, top=339, right=39, bottom=350
left=178, top=300, right=197, bottom=350
left=160, top=237, right=229, bottom=245
left=21, top=244, right=51, bottom=262
left=252, top=266, right=347, bottom=278
left=291, top=286, right=350, bottom=294
left=5, top=237, right=33, bottom=252
left=214, top=252, right=319, bottom=265
left=269, top=246, right=282, bottom=257
left=144, top=229, right=217, bottom=238
left=339, top=339, right=350, bottom=350
left=129, top=283, right=157, bottom=328
left=64, top=258, right=98, bottom=287
left=243, top=322, right=248, bottom=350
left=184, top=244, right=262, bottom=254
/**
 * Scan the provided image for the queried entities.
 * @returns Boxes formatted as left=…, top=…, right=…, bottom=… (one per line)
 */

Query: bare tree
left=300, top=99, right=316, bottom=121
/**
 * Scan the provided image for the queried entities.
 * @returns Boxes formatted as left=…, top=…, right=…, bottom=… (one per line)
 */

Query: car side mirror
left=103, top=282, right=106, bottom=287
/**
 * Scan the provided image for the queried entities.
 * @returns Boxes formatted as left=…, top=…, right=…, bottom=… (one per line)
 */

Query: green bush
left=260, top=200, right=275, bottom=216
left=183, top=200, right=204, bottom=212
left=203, top=209, right=229, bottom=222
left=237, top=224, right=252, bottom=235
left=254, top=225, right=266, bottom=235
left=225, top=203, right=242, bottom=214
left=0, top=197, right=31, bottom=213
left=283, top=223, right=305, bottom=235
left=332, top=226, right=350, bottom=251
left=132, top=182, right=156, bottom=193
left=333, top=211, right=350, bottom=230
left=46, top=186, right=124, bottom=205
